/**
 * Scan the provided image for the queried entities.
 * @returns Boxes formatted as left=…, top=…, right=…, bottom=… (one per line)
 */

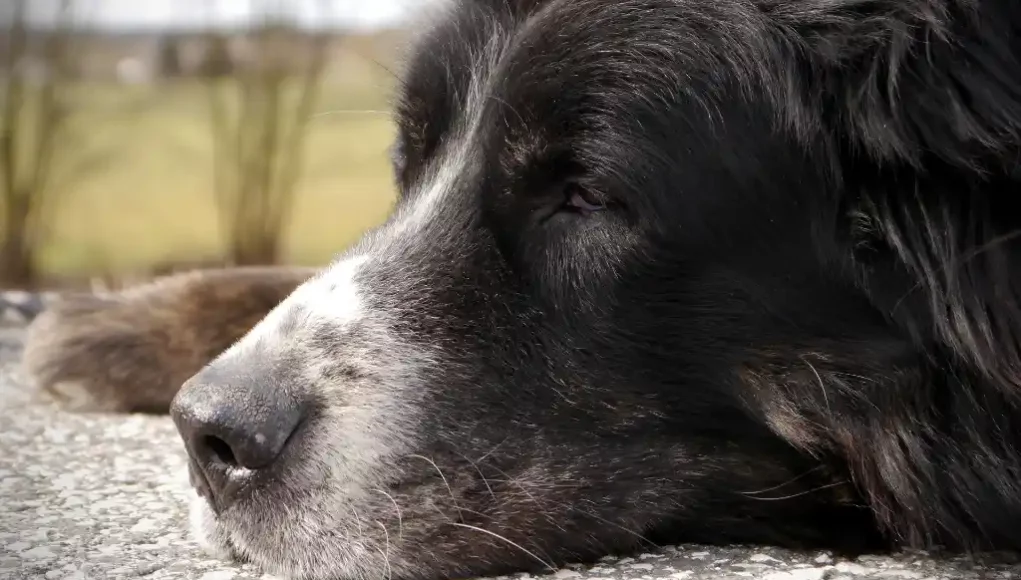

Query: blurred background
left=0, top=0, right=434, bottom=290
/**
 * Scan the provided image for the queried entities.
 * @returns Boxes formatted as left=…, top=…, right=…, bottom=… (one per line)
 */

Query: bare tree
left=204, top=1, right=334, bottom=266
left=156, top=35, right=185, bottom=79
left=0, top=0, right=114, bottom=288
left=0, top=0, right=77, bottom=287
left=195, top=32, right=234, bottom=79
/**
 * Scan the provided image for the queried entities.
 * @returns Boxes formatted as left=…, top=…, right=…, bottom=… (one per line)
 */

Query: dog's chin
left=188, top=493, right=240, bottom=563
left=184, top=485, right=407, bottom=580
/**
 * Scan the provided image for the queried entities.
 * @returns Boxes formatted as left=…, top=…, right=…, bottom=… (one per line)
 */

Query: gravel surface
left=3, top=326, right=1021, bottom=580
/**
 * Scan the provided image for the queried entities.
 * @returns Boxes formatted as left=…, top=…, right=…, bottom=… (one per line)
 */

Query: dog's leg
left=21, top=266, right=317, bottom=414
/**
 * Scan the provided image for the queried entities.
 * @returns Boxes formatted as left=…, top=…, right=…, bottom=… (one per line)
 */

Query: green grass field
left=17, top=71, right=401, bottom=281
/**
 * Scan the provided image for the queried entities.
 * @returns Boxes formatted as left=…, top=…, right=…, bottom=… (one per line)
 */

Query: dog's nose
left=170, top=366, right=303, bottom=501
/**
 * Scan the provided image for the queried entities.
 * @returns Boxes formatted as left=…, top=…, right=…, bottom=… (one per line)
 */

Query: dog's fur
left=18, top=0, right=1021, bottom=578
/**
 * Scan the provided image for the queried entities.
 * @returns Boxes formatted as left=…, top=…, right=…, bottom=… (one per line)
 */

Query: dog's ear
left=853, top=178, right=1021, bottom=402
left=771, top=0, right=1021, bottom=170
left=809, top=1, right=1021, bottom=391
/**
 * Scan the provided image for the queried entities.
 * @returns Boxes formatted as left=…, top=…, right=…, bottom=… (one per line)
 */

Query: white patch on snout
left=225, top=255, right=369, bottom=358
left=289, top=255, right=369, bottom=325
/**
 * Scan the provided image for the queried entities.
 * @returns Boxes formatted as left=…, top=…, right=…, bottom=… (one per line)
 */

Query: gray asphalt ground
left=3, top=326, right=1021, bottom=580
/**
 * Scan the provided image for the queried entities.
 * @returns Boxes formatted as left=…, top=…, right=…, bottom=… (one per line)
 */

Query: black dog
left=20, top=1, right=1021, bottom=578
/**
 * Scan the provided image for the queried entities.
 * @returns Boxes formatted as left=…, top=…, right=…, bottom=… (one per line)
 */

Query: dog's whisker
left=558, top=502, right=657, bottom=547
left=373, top=488, right=405, bottom=541
left=376, top=520, right=394, bottom=580
left=802, top=357, right=832, bottom=414
left=475, top=437, right=509, bottom=464
left=739, top=465, right=825, bottom=496
left=746, top=480, right=851, bottom=502
left=406, top=454, right=464, bottom=521
left=350, top=505, right=365, bottom=537
left=449, top=522, right=557, bottom=573
left=455, top=451, right=498, bottom=504
left=482, top=464, right=544, bottom=509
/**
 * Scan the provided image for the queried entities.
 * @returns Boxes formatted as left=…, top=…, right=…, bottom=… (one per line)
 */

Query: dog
left=16, top=0, right=1021, bottom=578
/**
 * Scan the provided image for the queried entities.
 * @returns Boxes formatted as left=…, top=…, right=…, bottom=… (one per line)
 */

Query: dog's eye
left=563, top=183, right=606, bottom=213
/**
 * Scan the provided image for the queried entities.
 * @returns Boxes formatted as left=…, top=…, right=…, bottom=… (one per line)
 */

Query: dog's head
left=169, top=0, right=1021, bottom=578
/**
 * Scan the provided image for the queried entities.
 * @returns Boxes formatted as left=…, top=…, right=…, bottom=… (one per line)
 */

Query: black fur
left=132, top=1, right=1021, bottom=577
left=391, top=0, right=1021, bottom=557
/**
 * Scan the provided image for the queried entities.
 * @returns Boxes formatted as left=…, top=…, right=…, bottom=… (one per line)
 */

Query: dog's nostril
left=203, top=435, right=238, bottom=467
left=170, top=370, right=307, bottom=503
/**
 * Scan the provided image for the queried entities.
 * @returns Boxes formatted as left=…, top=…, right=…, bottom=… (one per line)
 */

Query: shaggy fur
left=23, top=267, right=315, bottom=412
left=19, top=0, right=1021, bottom=579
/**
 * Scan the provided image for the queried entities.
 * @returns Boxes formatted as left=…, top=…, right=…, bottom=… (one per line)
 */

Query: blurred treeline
left=0, top=0, right=409, bottom=290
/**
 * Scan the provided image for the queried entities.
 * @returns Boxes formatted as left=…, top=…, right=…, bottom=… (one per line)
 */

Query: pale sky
left=9, top=0, right=441, bottom=30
